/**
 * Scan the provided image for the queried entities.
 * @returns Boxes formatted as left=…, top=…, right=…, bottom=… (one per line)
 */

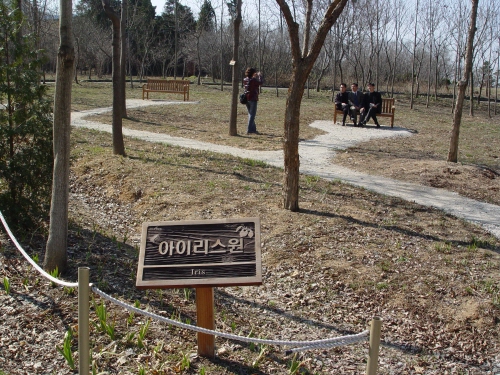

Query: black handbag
left=239, top=92, right=248, bottom=104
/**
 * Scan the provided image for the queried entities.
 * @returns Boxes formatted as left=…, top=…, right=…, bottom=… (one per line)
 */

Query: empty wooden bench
left=334, top=97, right=396, bottom=127
left=142, top=79, right=190, bottom=101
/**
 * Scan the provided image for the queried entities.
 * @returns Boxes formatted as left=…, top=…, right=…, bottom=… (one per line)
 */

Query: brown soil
left=88, top=92, right=500, bottom=206
left=1, top=91, right=500, bottom=374
left=332, top=99, right=499, bottom=205
left=333, top=141, right=500, bottom=206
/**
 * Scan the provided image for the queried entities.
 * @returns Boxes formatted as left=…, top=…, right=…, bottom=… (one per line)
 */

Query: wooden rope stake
left=366, top=316, right=382, bottom=375
left=78, top=267, right=90, bottom=375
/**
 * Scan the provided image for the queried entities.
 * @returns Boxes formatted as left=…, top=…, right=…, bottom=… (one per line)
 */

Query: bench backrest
left=380, top=98, right=395, bottom=114
left=146, top=79, right=189, bottom=91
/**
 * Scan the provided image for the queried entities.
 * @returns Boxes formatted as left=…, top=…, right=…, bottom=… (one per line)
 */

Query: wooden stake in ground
left=196, top=287, right=215, bottom=358
left=366, top=316, right=382, bottom=375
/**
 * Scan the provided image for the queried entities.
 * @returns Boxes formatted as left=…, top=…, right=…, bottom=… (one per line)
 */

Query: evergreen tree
left=198, top=0, right=216, bottom=32
left=0, top=0, right=53, bottom=229
left=158, top=0, right=196, bottom=39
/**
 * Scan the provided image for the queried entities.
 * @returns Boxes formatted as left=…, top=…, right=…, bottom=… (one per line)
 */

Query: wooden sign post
left=136, top=218, right=262, bottom=358
left=196, top=287, right=215, bottom=357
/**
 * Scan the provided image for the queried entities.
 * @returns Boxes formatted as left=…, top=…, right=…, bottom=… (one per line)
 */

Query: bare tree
left=424, top=0, right=436, bottom=107
left=386, top=0, right=410, bottom=97
left=262, top=13, right=292, bottom=96
left=44, top=0, right=74, bottom=273
left=364, top=0, right=385, bottom=87
left=102, top=0, right=125, bottom=155
left=345, top=6, right=367, bottom=84
left=469, top=2, right=492, bottom=116
left=312, top=44, right=332, bottom=92
left=276, top=0, right=348, bottom=211
left=409, top=0, right=434, bottom=105
left=330, top=11, right=352, bottom=94
left=24, top=0, right=58, bottom=81
left=448, top=0, right=479, bottom=163
left=450, top=0, right=467, bottom=114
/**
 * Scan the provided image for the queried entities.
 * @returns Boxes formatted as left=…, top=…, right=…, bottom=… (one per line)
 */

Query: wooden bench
left=334, top=97, right=396, bottom=127
left=142, top=79, right=190, bottom=101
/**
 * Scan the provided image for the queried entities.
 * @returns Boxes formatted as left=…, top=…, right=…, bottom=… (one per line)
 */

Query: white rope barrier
left=92, top=286, right=369, bottom=350
left=0, top=211, right=78, bottom=288
left=287, top=331, right=370, bottom=353
left=1, top=210, right=370, bottom=353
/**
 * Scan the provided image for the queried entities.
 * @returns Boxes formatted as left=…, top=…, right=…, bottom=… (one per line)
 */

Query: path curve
left=72, top=99, right=500, bottom=239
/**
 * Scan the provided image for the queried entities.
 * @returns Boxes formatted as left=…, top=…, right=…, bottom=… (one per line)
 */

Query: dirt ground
left=1, top=90, right=500, bottom=374
left=333, top=143, right=499, bottom=208
left=88, top=92, right=500, bottom=207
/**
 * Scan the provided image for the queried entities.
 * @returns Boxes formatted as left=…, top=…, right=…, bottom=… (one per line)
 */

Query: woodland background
left=24, top=0, right=500, bottom=105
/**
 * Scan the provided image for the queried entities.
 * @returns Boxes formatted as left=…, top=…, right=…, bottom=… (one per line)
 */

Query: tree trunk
left=426, top=39, right=432, bottom=107
left=410, top=0, right=419, bottom=109
left=496, top=47, right=499, bottom=116
left=469, top=70, right=474, bottom=116
left=128, top=30, right=133, bottom=88
left=174, top=0, right=178, bottom=79
left=452, top=37, right=460, bottom=114
left=220, top=0, right=224, bottom=91
left=487, top=49, right=491, bottom=117
left=74, top=36, right=80, bottom=84
left=275, top=70, right=279, bottom=97
left=434, top=53, right=439, bottom=100
left=120, top=0, right=127, bottom=118
left=283, top=68, right=307, bottom=211
left=448, top=0, right=478, bottom=163
left=197, top=37, right=201, bottom=85
left=103, top=0, right=125, bottom=156
left=44, top=0, right=74, bottom=273
left=332, top=33, right=337, bottom=102
left=478, top=70, right=484, bottom=105
left=228, top=0, right=242, bottom=136
left=277, top=0, right=348, bottom=211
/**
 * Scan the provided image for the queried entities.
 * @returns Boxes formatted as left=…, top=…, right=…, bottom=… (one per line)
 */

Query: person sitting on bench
left=360, top=82, right=382, bottom=127
left=334, top=83, right=350, bottom=126
left=348, top=83, right=364, bottom=127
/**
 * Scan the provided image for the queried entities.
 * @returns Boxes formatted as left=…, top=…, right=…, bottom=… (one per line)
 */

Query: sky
left=150, top=0, right=167, bottom=14
left=150, top=0, right=200, bottom=16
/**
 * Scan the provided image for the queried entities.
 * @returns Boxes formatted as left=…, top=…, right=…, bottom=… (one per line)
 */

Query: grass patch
left=2, top=80, right=497, bottom=374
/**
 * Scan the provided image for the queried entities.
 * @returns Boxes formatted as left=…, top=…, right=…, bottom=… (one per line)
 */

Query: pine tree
left=0, top=0, right=53, bottom=229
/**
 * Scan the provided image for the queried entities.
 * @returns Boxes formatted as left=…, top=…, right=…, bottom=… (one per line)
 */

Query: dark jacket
left=243, top=76, right=264, bottom=101
left=348, top=90, right=364, bottom=108
left=363, top=91, right=382, bottom=114
left=335, top=91, right=349, bottom=110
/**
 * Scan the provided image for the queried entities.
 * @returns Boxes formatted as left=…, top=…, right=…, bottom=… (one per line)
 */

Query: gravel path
left=72, top=99, right=500, bottom=239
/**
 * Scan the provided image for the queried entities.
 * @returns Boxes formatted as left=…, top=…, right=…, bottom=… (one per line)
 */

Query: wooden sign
left=136, top=218, right=262, bottom=289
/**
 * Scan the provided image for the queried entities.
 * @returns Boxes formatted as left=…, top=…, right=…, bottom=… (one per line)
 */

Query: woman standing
left=243, top=67, right=264, bottom=134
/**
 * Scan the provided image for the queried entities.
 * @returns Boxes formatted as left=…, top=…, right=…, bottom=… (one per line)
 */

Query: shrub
left=0, top=2, right=53, bottom=230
